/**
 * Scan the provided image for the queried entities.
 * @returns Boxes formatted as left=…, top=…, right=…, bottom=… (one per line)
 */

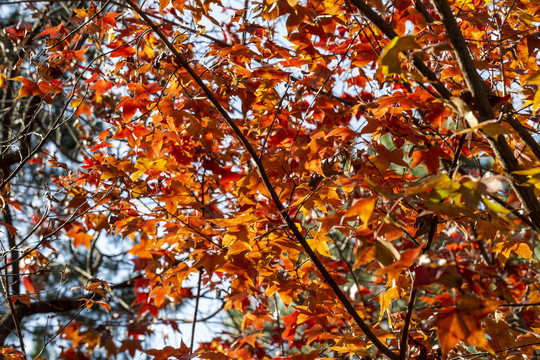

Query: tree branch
left=348, top=0, right=540, bottom=230
left=0, top=276, right=139, bottom=345
left=348, top=0, right=452, bottom=99
left=0, top=266, right=25, bottom=353
left=124, top=1, right=399, bottom=358
left=190, top=270, right=202, bottom=353
left=0, top=298, right=82, bottom=345
left=430, top=0, right=492, bottom=117
left=399, top=284, right=416, bottom=360
left=430, top=0, right=540, bottom=225
left=504, top=113, right=540, bottom=161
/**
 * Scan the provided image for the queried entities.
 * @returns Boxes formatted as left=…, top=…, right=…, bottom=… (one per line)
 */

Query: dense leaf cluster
left=1, top=0, right=540, bottom=359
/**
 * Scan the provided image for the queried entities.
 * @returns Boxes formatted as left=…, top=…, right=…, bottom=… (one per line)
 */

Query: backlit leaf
left=346, top=197, right=376, bottom=227
left=378, top=36, right=421, bottom=75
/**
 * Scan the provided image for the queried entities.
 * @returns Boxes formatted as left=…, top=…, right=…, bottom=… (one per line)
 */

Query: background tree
left=1, top=0, right=540, bottom=359
left=0, top=3, right=197, bottom=359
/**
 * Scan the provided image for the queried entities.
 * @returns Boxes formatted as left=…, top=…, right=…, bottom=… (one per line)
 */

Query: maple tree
left=2, top=0, right=540, bottom=358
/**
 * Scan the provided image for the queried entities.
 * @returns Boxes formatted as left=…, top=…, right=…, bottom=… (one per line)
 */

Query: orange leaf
left=437, top=295, right=500, bottom=356
left=10, top=76, right=40, bottom=99
left=22, top=276, right=36, bottom=294
left=0, top=221, right=17, bottom=237
left=159, top=0, right=171, bottom=10
left=378, top=246, right=422, bottom=284
left=66, top=226, right=93, bottom=248
left=346, top=197, right=376, bottom=226
left=492, top=239, right=534, bottom=265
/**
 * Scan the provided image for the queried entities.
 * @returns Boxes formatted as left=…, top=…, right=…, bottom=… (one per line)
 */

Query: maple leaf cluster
left=1, top=0, right=540, bottom=359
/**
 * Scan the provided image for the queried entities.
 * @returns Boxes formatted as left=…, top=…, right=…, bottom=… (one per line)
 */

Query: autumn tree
left=0, top=3, right=157, bottom=359
left=2, top=0, right=540, bottom=359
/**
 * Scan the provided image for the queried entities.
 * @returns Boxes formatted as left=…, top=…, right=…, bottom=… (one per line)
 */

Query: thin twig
left=190, top=270, right=203, bottom=353
left=259, top=81, right=291, bottom=160
left=489, top=194, right=539, bottom=232
left=0, top=262, right=25, bottom=354
left=273, top=294, right=285, bottom=356
left=448, top=341, right=540, bottom=359
left=399, top=281, right=416, bottom=360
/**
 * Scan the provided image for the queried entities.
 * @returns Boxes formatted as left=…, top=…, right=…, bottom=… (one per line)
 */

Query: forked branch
left=348, top=0, right=540, bottom=227
left=430, top=0, right=540, bottom=224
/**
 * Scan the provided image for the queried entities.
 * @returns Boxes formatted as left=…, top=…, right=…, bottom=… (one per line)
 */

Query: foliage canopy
left=1, top=0, right=540, bottom=359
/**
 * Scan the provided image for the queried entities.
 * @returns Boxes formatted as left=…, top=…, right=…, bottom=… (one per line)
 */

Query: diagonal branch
left=430, top=0, right=540, bottom=225
left=347, top=0, right=452, bottom=99
left=504, top=114, right=540, bottom=161
left=190, top=270, right=203, bottom=353
left=399, top=284, right=416, bottom=360
left=430, top=0, right=493, bottom=118
left=348, top=0, right=540, bottom=227
left=0, top=277, right=138, bottom=345
left=124, top=1, right=399, bottom=358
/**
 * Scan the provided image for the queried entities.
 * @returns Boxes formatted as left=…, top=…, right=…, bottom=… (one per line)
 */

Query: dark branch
left=0, top=276, right=138, bottom=345
left=430, top=0, right=540, bottom=225
left=0, top=298, right=82, bottom=345
left=124, top=1, right=399, bottom=358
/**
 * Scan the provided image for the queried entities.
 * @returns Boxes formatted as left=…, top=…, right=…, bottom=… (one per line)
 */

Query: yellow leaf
left=482, top=199, right=511, bottom=214
left=378, top=36, right=421, bottom=75
left=73, top=8, right=88, bottom=17
left=533, top=90, right=540, bottom=110
left=346, top=197, right=376, bottom=227
left=378, top=286, right=400, bottom=324
left=132, top=158, right=167, bottom=181
left=375, top=238, right=400, bottom=266
left=307, top=232, right=332, bottom=257
left=523, top=72, right=540, bottom=84
left=513, top=167, right=540, bottom=176
left=492, top=239, right=534, bottom=262
left=131, top=170, right=145, bottom=181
